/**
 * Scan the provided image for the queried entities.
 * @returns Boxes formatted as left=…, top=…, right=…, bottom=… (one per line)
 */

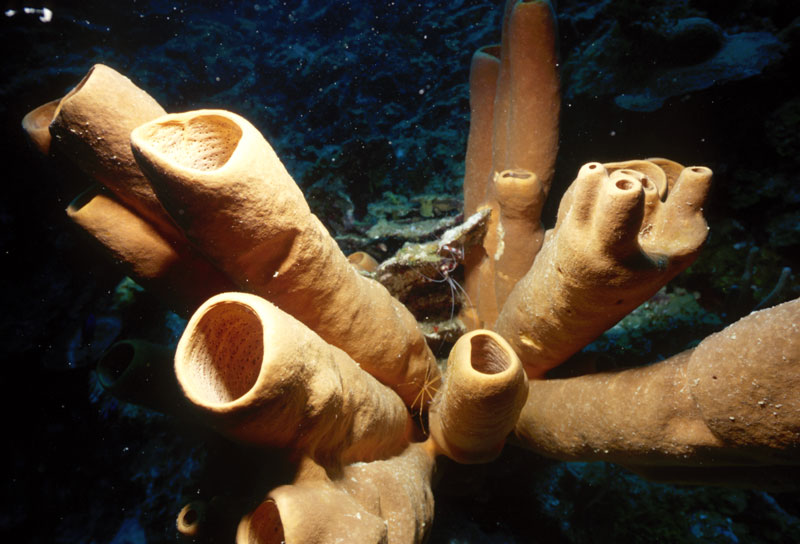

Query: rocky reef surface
left=1, top=0, right=799, bottom=542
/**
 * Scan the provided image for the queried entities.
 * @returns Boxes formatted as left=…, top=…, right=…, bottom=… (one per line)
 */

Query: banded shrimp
left=399, top=360, right=443, bottom=436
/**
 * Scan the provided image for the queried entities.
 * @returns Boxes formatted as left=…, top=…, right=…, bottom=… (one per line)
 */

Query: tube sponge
left=461, top=0, right=560, bottom=329
left=429, top=330, right=528, bottom=463
left=175, top=292, right=412, bottom=466
left=495, top=160, right=712, bottom=377
left=514, top=298, right=800, bottom=471
left=27, top=64, right=233, bottom=314
left=48, top=64, right=174, bottom=235
left=67, top=186, right=233, bottom=313
left=131, top=109, right=440, bottom=411
left=238, top=446, right=436, bottom=544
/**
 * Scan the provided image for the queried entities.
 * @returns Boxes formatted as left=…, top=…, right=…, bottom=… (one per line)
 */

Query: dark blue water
left=1, top=1, right=798, bottom=542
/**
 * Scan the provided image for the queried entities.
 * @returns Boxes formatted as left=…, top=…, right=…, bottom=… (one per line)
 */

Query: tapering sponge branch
left=174, top=292, right=412, bottom=466
left=238, top=445, right=436, bottom=544
left=67, top=186, right=233, bottom=313
left=495, top=160, right=712, bottom=378
left=21, top=98, right=60, bottom=155
left=27, top=65, right=233, bottom=314
left=688, top=297, right=800, bottom=460
left=493, top=169, right=546, bottom=308
left=429, top=330, right=528, bottom=463
left=47, top=64, right=174, bottom=236
left=461, top=0, right=559, bottom=331
left=460, top=45, right=501, bottom=331
left=463, top=45, right=501, bottom=219
left=131, top=110, right=440, bottom=410
left=493, top=0, right=560, bottom=187
left=513, top=298, right=800, bottom=472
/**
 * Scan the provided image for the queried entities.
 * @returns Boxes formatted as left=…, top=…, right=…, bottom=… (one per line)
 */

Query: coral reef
left=26, top=61, right=533, bottom=541
left=15, top=0, right=800, bottom=542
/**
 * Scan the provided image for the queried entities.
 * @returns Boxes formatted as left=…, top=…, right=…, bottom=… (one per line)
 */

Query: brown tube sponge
left=514, top=298, right=800, bottom=470
left=31, top=65, right=230, bottom=314
left=240, top=482, right=386, bottom=544
left=131, top=109, right=439, bottom=410
left=493, top=168, right=546, bottom=308
left=462, top=0, right=559, bottom=330
left=429, top=330, right=528, bottom=463
left=493, top=0, right=560, bottom=187
left=66, top=186, right=233, bottom=314
left=495, top=160, right=712, bottom=377
left=461, top=45, right=501, bottom=332
left=175, top=292, right=412, bottom=466
left=347, top=251, right=380, bottom=274
left=48, top=64, right=176, bottom=236
left=463, top=45, right=501, bottom=218
left=237, top=445, right=436, bottom=544
left=21, top=98, right=60, bottom=155
left=688, top=298, right=799, bottom=460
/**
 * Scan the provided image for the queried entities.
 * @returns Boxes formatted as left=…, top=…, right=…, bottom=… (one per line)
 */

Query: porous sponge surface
left=183, top=300, right=263, bottom=405
left=146, top=113, right=242, bottom=172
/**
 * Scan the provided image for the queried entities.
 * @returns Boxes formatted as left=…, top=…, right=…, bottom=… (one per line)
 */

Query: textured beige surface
left=49, top=64, right=174, bottom=234
left=495, top=160, right=713, bottom=377
left=175, top=292, right=412, bottom=466
left=429, top=330, right=528, bottom=463
left=30, top=65, right=232, bottom=314
left=492, top=169, right=546, bottom=307
left=492, top=0, right=560, bottom=185
left=514, top=299, right=800, bottom=469
left=461, top=0, right=559, bottom=329
left=67, top=186, right=232, bottom=313
left=688, top=298, right=800, bottom=461
left=348, top=251, right=380, bottom=273
left=131, top=109, right=439, bottom=410
left=238, top=446, right=436, bottom=544
left=21, top=98, right=60, bottom=155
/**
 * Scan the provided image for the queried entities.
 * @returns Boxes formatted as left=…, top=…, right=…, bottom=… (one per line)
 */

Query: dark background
left=1, top=1, right=799, bottom=542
